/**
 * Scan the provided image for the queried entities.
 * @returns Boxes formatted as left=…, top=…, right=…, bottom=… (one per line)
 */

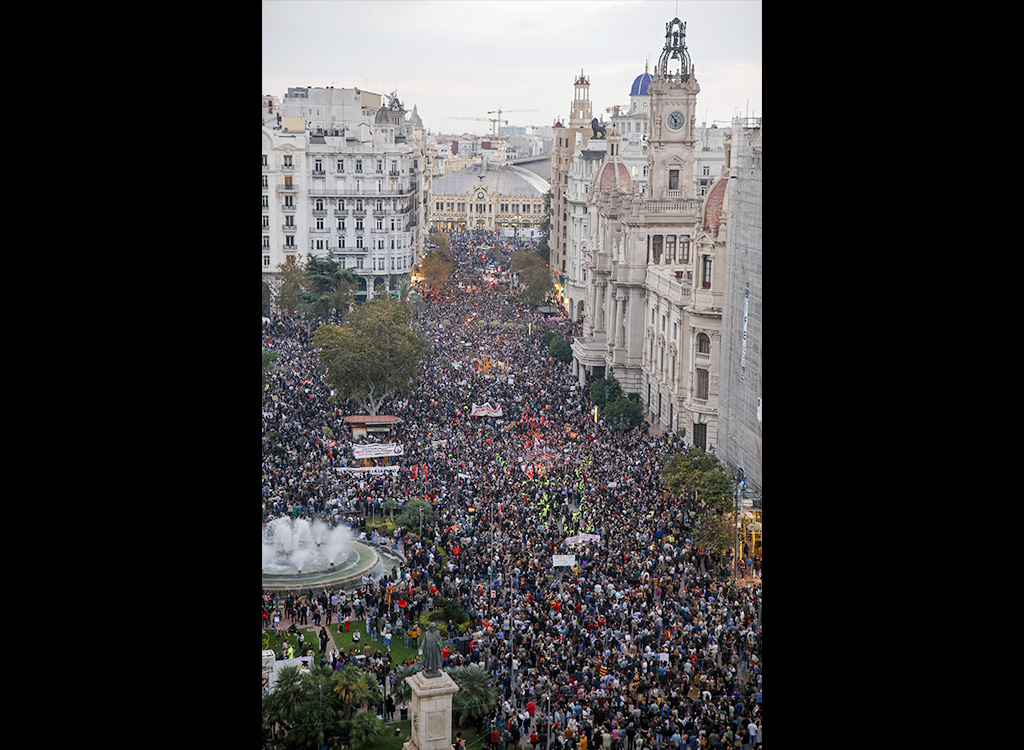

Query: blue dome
left=630, top=72, right=652, bottom=96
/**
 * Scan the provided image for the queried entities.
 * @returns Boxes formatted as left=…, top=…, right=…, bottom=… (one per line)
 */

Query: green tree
left=589, top=377, right=622, bottom=408
left=273, top=256, right=307, bottom=315
left=261, top=666, right=305, bottom=742
left=428, top=231, right=451, bottom=253
left=690, top=511, right=736, bottom=553
left=548, top=336, right=572, bottom=363
left=261, top=664, right=348, bottom=750
left=313, top=297, right=427, bottom=415
left=660, top=447, right=735, bottom=512
left=383, top=497, right=398, bottom=521
left=396, top=498, right=439, bottom=532
left=390, top=663, right=423, bottom=705
left=348, top=711, right=387, bottom=750
left=447, top=665, right=499, bottom=728
left=333, top=664, right=381, bottom=716
left=603, top=397, right=644, bottom=431
left=420, top=249, right=455, bottom=288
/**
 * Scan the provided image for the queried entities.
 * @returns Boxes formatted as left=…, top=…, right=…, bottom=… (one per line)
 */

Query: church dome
left=702, top=176, right=728, bottom=233
left=630, top=71, right=652, bottom=96
left=593, top=160, right=631, bottom=193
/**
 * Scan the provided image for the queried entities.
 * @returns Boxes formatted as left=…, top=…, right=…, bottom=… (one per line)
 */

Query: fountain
left=261, top=516, right=385, bottom=591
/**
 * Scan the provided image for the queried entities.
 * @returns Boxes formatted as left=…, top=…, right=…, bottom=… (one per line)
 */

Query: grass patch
left=328, top=620, right=420, bottom=667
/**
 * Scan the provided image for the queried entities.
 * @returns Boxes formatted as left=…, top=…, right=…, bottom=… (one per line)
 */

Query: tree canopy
left=660, top=447, right=735, bottom=513
left=511, top=252, right=552, bottom=306
left=419, top=248, right=455, bottom=288
left=313, top=297, right=427, bottom=415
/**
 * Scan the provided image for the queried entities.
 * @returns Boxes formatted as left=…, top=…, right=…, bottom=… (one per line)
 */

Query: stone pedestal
left=403, top=670, right=459, bottom=750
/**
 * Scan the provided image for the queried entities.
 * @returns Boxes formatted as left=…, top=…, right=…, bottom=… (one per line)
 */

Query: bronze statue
left=422, top=622, right=442, bottom=677
left=591, top=118, right=607, bottom=139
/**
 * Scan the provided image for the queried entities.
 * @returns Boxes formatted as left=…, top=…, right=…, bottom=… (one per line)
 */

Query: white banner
left=472, top=402, right=503, bottom=417
left=352, top=444, right=404, bottom=459
left=564, top=533, right=601, bottom=545
left=553, top=554, right=576, bottom=567
left=337, top=465, right=401, bottom=475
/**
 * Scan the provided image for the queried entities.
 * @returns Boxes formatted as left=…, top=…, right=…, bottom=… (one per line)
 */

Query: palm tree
left=333, top=665, right=372, bottom=711
left=448, top=664, right=499, bottom=728
left=348, top=711, right=387, bottom=750
left=390, top=662, right=423, bottom=705
left=261, top=665, right=304, bottom=741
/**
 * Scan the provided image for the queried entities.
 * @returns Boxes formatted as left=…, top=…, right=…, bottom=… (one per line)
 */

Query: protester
left=262, top=229, right=762, bottom=748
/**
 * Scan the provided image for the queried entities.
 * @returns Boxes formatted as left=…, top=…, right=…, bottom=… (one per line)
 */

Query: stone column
left=403, top=671, right=460, bottom=750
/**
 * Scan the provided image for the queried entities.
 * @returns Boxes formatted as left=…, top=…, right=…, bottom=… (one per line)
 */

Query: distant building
left=429, top=162, right=549, bottom=236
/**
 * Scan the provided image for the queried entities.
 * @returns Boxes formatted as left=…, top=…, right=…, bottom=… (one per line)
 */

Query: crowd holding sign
left=352, top=443, right=404, bottom=459
left=471, top=402, right=504, bottom=418
left=262, top=229, right=762, bottom=750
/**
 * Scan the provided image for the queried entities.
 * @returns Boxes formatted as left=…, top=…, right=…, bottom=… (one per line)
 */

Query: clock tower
left=647, top=17, right=700, bottom=199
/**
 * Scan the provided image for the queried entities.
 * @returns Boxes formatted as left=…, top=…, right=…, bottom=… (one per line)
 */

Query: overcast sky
left=262, top=0, right=761, bottom=136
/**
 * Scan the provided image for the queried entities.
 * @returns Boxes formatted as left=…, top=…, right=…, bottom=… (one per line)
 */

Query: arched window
left=697, top=333, right=711, bottom=355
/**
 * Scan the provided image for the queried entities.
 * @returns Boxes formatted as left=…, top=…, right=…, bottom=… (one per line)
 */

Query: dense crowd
left=262, top=231, right=762, bottom=750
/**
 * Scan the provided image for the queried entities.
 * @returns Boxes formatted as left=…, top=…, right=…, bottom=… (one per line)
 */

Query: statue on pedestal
left=422, top=622, right=442, bottom=677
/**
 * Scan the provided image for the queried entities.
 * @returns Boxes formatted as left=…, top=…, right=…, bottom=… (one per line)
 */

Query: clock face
left=477, top=191, right=484, bottom=199
left=667, top=111, right=685, bottom=130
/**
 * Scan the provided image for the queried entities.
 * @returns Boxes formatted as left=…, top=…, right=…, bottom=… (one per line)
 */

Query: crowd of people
left=262, top=230, right=762, bottom=750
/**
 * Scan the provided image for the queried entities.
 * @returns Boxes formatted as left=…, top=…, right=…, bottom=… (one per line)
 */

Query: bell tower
left=569, top=70, right=593, bottom=129
left=647, top=18, right=700, bottom=198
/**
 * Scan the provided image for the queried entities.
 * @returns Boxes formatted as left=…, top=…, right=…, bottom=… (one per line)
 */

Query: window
left=697, top=333, right=711, bottom=355
left=337, top=159, right=344, bottom=172
left=356, top=219, right=364, bottom=231
left=262, top=175, right=268, bottom=188
left=681, top=240, right=690, bottom=263
left=316, top=218, right=324, bottom=230
left=262, top=216, right=269, bottom=229
left=263, top=255, right=271, bottom=266
left=668, top=170, right=679, bottom=190
left=314, top=158, right=322, bottom=172
left=339, top=237, right=346, bottom=249
left=356, top=258, right=363, bottom=269
left=262, top=196, right=269, bottom=209
left=338, top=219, right=345, bottom=230
left=702, top=166, right=710, bottom=176
left=355, top=160, right=363, bottom=173
left=285, top=236, right=295, bottom=248
left=652, top=235, right=663, bottom=263
left=695, top=369, right=709, bottom=400
left=665, top=236, right=676, bottom=263
left=356, top=237, right=364, bottom=249
left=262, top=154, right=268, bottom=168
left=263, top=236, right=270, bottom=248
left=702, top=256, right=712, bottom=288
left=376, top=160, right=383, bottom=173
left=283, top=156, right=293, bottom=168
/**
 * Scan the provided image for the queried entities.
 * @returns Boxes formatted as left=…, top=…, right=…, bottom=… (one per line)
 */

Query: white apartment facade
left=263, top=86, right=429, bottom=299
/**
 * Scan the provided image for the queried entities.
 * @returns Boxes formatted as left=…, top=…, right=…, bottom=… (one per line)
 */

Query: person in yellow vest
left=286, top=643, right=295, bottom=659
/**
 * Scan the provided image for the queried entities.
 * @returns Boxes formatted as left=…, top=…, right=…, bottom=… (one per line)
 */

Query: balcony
left=312, top=169, right=326, bottom=176
left=281, top=224, right=297, bottom=231
left=373, top=208, right=388, bottom=216
left=352, top=209, right=366, bottom=216
left=277, top=183, right=298, bottom=192
left=312, top=209, right=327, bottom=216
left=281, top=204, right=296, bottom=212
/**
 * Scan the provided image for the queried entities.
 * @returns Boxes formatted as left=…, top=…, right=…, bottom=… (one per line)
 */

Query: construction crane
left=448, top=115, right=507, bottom=139
left=487, top=108, right=541, bottom=138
